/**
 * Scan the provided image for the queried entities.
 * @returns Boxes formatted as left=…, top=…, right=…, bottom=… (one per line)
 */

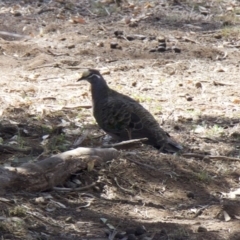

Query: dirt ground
left=0, top=0, right=240, bottom=239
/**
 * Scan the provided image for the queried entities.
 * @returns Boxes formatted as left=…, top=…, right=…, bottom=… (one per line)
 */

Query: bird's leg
left=126, top=128, right=132, bottom=140
left=158, top=142, right=166, bottom=153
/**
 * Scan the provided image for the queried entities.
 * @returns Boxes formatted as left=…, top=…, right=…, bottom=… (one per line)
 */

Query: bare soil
left=0, top=0, right=240, bottom=239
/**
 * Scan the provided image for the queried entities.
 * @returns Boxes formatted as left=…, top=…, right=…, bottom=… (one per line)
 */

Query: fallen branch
left=0, top=147, right=119, bottom=193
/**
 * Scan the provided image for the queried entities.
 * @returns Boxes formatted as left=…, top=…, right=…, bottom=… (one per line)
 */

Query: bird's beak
left=77, top=75, right=84, bottom=82
left=77, top=73, right=85, bottom=82
left=77, top=70, right=90, bottom=82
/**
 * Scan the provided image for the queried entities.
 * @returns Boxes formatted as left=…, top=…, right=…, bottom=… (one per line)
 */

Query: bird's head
left=77, top=69, right=103, bottom=85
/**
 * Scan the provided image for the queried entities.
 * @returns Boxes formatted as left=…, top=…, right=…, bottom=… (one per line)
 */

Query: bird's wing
left=100, top=98, right=143, bottom=133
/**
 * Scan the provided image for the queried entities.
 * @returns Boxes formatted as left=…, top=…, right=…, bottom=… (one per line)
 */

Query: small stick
left=53, top=182, right=97, bottom=192
left=101, top=138, right=148, bottom=148
left=182, top=153, right=240, bottom=161
left=0, top=31, right=30, bottom=39
left=114, top=177, right=134, bottom=193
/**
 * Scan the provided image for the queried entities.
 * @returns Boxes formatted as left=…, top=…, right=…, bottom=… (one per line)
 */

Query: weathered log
left=0, top=147, right=119, bottom=193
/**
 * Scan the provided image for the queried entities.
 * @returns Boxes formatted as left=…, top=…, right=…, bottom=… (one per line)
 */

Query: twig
left=101, top=138, right=148, bottom=148
left=182, top=153, right=240, bottom=161
left=182, top=153, right=207, bottom=159
left=114, top=177, right=134, bottom=193
left=0, top=144, right=43, bottom=154
left=126, top=156, right=179, bottom=177
left=208, top=156, right=240, bottom=161
left=46, top=49, right=68, bottom=56
left=37, top=8, right=55, bottom=15
left=53, top=182, right=97, bottom=192
left=103, top=7, right=110, bottom=16
left=30, top=63, right=61, bottom=70
left=0, top=31, right=30, bottom=39
left=63, top=105, right=92, bottom=110
left=86, top=8, right=97, bottom=16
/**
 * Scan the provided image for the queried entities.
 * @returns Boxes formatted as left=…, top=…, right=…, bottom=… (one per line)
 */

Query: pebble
left=128, top=234, right=137, bottom=240
left=157, top=46, right=166, bottom=52
left=135, top=225, right=146, bottom=236
left=149, top=48, right=157, bottom=52
left=197, top=226, right=207, bottom=232
left=110, top=42, right=119, bottom=49
left=173, top=47, right=181, bottom=53
left=187, top=192, right=195, bottom=199
left=157, top=36, right=166, bottom=42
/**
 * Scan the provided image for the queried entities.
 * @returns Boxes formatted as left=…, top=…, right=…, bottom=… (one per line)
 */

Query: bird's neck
left=91, top=80, right=110, bottom=104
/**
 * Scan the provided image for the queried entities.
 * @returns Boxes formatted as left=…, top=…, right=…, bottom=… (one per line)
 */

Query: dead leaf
left=144, top=2, right=154, bottom=8
left=233, top=99, right=240, bottom=104
left=70, top=17, right=86, bottom=24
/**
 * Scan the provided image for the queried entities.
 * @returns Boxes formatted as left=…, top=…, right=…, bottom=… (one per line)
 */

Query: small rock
left=185, top=94, right=193, bottom=101
left=148, top=36, right=156, bottom=41
left=129, top=22, right=138, bottom=27
left=173, top=47, right=181, bottom=53
left=186, top=97, right=193, bottom=101
left=13, top=12, right=22, bottom=17
left=187, top=192, right=194, bottom=199
left=159, top=42, right=167, bottom=48
left=194, top=125, right=205, bottom=133
left=128, top=234, right=137, bottom=240
left=35, top=197, right=45, bottom=203
left=174, top=125, right=181, bottom=131
left=149, top=48, right=157, bottom=52
left=65, top=217, right=74, bottom=223
left=124, top=17, right=131, bottom=24
left=195, top=82, right=202, bottom=88
left=157, top=36, right=166, bottom=43
left=132, top=81, right=137, bottom=87
left=96, top=42, right=104, bottom=47
left=126, top=35, right=135, bottom=41
left=157, top=46, right=166, bottom=52
left=110, top=42, right=118, bottom=49
left=135, top=226, right=146, bottom=236
left=67, top=44, right=75, bottom=49
left=214, top=34, right=222, bottom=39
left=197, top=226, right=207, bottom=232
left=229, top=131, right=240, bottom=138
left=114, top=30, right=124, bottom=37
left=126, top=34, right=146, bottom=41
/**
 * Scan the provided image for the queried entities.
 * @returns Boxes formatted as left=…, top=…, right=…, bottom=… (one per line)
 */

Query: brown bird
left=77, top=69, right=182, bottom=153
